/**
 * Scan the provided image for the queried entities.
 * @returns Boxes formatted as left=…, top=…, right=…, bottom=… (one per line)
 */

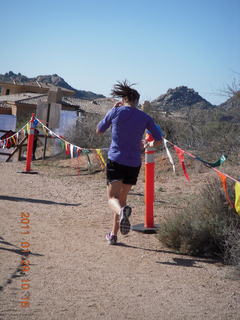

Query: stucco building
left=0, top=80, right=114, bottom=132
left=0, top=81, right=75, bottom=120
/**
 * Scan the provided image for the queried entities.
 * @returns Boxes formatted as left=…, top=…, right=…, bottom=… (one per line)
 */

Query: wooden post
left=43, top=103, right=50, bottom=159
left=42, top=88, right=62, bottom=159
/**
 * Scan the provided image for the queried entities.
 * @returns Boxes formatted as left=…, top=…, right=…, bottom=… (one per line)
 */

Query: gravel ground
left=0, top=161, right=239, bottom=320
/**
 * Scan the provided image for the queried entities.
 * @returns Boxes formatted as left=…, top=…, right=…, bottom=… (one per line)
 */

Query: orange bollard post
left=132, top=131, right=159, bottom=234
left=145, top=132, right=155, bottom=228
left=23, top=113, right=38, bottom=174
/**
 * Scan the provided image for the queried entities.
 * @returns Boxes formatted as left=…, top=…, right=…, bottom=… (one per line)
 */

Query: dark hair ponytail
left=111, top=80, right=140, bottom=103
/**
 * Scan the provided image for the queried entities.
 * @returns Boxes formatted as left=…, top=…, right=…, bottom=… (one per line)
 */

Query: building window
left=0, top=87, right=2, bottom=95
left=6, top=89, right=10, bottom=95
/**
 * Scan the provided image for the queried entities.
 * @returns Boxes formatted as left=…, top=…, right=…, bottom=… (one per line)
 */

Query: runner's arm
left=96, top=108, right=115, bottom=134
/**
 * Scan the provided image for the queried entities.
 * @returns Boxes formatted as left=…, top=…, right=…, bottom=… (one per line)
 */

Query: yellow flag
left=26, top=123, right=30, bottom=134
left=234, top=182, right=240, bottom=215
left=96, top=149, right=106, bottom=168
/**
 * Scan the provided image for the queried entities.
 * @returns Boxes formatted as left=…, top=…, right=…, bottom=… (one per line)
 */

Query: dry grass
left=157, top=177, right=240, bottom=269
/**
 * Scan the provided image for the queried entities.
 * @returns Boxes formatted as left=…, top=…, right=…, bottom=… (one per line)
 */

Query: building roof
left=17, top=94, right=48, bottom=105
left=0, top=92, right=115, bottom=115
left=0, top=81, right=75, bottom=96
left=62, top=97, right=115, bottom=114
left=18, top=95, right=115, bottom=114
left=0, top=93, right=46, bottom=103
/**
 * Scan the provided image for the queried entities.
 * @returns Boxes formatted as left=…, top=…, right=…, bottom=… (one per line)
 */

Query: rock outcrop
left=152, top=86, right=213, bottom=111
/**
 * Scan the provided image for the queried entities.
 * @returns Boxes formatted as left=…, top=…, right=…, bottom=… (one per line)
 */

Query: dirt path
left=0, top=161, right=239, bottom=320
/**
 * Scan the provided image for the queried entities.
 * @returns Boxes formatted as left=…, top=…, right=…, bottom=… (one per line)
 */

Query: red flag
left=174, top=146, right=190, bottom=181
left=65, top=142, right=70, bottom=156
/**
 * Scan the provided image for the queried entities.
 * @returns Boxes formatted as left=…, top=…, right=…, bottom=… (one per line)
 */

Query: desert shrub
left=157, top=178, right=240, bottom=266
left=149, top=106, right=240, bottom=158
left=199, top=121, right=240, bottom=155
left=153, top=115, right=204, bottom=149
left=64, top=112, right=111, bottom=149
left=223, top=222, right=240, bottom=266
left=16, top=115, right=30, bottom=131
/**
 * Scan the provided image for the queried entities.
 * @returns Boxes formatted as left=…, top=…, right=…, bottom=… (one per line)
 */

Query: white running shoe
left=106, top=232, right=118, bottom=245
left=119, top=206, right=132, bottom=235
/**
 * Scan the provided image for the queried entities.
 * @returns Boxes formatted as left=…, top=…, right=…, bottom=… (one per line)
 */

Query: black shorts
left=106, top=159, right=141, bottom=185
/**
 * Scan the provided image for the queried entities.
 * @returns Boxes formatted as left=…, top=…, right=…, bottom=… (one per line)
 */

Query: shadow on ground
left=0, top=236, right=44, bottom=292
left=0, top=195, right=81, bottom=206
left=117, top=242, right=220, bottom=268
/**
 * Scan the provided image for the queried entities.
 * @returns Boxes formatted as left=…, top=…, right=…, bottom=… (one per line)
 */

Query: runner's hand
left=113, top=101, right=123, bottom=108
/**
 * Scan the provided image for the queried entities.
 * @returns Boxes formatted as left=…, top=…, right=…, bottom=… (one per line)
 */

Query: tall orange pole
left=144, top=132, right=155, bottom=228
left=132, top=130, right=159, bottom=233
left=25, top=114, right=35, bottom=172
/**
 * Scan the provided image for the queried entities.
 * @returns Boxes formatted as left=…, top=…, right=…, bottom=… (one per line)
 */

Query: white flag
left=163, top=138, right=175, bottom=173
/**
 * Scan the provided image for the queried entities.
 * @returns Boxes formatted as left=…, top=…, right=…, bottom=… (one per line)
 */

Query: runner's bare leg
left=107, top=181, right=132, bottom=235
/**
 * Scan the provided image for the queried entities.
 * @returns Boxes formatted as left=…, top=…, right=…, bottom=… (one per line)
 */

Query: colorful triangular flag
left=163, top=139, right=175, bottom=173
left=234, top=182, right=240, bottom=215
left=216, top=172, right=234, bottom=208
left=174, top=145, right=190, bottom=181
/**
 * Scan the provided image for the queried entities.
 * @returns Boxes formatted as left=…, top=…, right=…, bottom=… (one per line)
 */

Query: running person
left=96, top=80, right=163, bottom=245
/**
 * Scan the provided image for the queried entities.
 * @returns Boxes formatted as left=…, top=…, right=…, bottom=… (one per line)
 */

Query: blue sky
left=0, top=0, right=239, bottom=105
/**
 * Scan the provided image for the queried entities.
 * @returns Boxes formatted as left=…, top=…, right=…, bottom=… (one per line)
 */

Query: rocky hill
left=217, top=94, right=240, bottom=122
left=0, top=71, right=105, bottom=100
left=151, top=86, right=214, bottom=111
left=219, top=94, right=240, bottom=111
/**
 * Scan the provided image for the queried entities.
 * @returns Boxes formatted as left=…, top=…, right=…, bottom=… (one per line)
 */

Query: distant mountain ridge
left=0, top=71, right=105, bottom=100
left=1, top=72, right=237, bottom=112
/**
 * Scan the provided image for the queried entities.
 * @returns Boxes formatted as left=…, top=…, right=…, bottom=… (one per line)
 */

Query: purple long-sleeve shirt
left=97, top=106, right=163, bottom=167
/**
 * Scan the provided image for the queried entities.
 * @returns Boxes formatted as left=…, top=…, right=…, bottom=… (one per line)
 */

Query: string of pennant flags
left=0, top=121, right=30, bottom=149
left=1, top=116, right=240, bottom=214
left=0, top=118, right=107, bottom=168
left=163, top=138, right=240, bottom=213
left=35, top=118, right=107, bottom=168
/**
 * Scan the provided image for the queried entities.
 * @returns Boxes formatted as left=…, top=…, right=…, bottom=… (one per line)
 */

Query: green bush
left=157, top=178, right=240, bottom=266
